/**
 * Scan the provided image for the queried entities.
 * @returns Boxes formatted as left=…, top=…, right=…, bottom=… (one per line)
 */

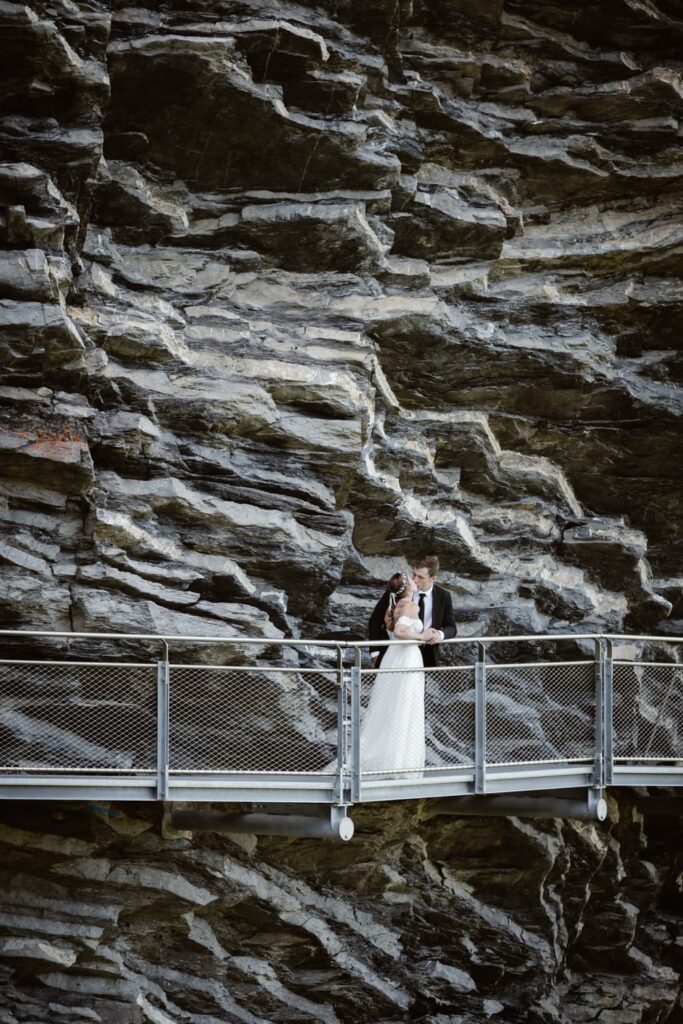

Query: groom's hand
left=424, top=628, right=441, bottom=645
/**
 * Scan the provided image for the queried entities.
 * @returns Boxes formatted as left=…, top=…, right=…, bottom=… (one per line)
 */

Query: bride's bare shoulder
left=395, top=598, right=417, bottom=616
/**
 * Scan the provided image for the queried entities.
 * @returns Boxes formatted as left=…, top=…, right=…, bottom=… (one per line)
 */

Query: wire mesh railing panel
left=359, top=665, right=475, bottom=776
left=425, top=667, right=476, bottom=770
left=1, top=633, right=681, bottom=796
left=486, top=662, right=595, bottom=766
left=168, top=667, right=339, bottom=773
left=613, top=662, right=683, bottom=762
left=0, top=662, right=157, bottom=771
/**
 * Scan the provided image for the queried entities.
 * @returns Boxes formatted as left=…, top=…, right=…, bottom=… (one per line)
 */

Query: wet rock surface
left=1, top=0, right=683, bottom=1020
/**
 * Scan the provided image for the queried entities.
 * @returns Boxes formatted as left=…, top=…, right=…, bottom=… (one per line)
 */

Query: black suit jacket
left=369, top=583, right=456, bottom=667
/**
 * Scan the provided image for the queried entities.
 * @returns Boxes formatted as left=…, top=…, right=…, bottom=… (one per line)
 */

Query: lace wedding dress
left=360, top=615, right=425, bottom=774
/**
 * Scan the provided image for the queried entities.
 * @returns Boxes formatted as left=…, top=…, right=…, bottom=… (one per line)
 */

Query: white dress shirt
left=413, top=585, right=444, bottom=640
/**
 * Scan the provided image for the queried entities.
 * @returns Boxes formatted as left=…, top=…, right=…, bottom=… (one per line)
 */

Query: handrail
left=0, top=629, right=681, bottom=646
left=0, top=628, right=681, bottom=821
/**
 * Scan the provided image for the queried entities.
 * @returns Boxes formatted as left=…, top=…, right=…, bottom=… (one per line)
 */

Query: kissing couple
left=360, top=555, right=457, bottom=775
left=369, top=554, right=457, bottom=667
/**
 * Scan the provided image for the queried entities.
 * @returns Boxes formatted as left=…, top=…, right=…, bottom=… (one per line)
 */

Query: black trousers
left=421, top=645, right=439, bottom=668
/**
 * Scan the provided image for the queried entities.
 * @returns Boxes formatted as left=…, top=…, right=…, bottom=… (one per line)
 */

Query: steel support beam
left=424, top=792, right=607, bottom=821
left=171, top=807, right=354, bottom=841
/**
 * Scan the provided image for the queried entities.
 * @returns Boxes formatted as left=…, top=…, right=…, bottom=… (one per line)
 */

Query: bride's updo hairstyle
left=386, top=570, right=410, bottom=607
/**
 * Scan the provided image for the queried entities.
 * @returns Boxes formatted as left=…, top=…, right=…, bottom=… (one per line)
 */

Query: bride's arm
left=393, top=616, right=427, bottom=641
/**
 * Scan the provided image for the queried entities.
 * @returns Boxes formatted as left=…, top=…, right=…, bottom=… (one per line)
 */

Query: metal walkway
left=0, top=630, right=681, bottom=837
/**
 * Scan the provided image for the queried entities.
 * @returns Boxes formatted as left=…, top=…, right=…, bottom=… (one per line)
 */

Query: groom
left=369, top=554, right=457, bottom=668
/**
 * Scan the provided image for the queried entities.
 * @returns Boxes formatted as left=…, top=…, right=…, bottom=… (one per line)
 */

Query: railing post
left=594, top=638, right=605, bottom=789
left=157, top=643, right=170, bottom=801
left=475, top=642, right=487, bottom=794
left=335, top=647, right=348, bottom=806
left=604, top=638, right=614, bottom=786
left=350, top=647, right=362, bottom=802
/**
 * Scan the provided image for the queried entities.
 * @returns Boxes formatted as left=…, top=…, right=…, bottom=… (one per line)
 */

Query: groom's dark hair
left=414, top=555, right=439, bottom=577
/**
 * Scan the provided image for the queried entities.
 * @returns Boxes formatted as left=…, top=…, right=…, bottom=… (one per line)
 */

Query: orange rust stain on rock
left=5, top=427, right=89, bottom=462
left=16, top=426, right=85, bottom=444
left=29, top=437, right=89, bottom=461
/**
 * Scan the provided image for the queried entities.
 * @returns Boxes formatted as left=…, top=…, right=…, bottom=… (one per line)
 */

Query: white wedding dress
left=360, top=615, right=425, bottom=774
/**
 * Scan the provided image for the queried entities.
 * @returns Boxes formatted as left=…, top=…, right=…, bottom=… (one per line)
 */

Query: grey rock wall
left=1, top=0, right=681, bottom=642
left=0, top=797, right=682, bottom=1023
left=1, top=0, right=683, bottom=1021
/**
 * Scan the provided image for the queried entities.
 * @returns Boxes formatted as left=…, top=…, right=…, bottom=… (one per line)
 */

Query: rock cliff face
left=1, top=0, right=683, bottom=1021
left=1, top=0, right=682, bottom=641
left=0, top=797, right=683, bottom=1023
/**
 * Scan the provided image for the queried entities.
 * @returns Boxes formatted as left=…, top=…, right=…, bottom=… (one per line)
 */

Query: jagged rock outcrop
left=1, top=0, right=682, bottom=643
left=0, top=796, right=682, bottom=1024
left=1, top=0, right=683, bottom=1020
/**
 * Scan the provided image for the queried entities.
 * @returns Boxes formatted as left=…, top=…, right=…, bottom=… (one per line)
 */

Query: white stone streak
left=199, top=853, right=412, bottom=1008
left=263, top=864, right=404, bottom=958
left=53, top=860, right=218, bottom=906
left=440, top=869, right=556, bottom=967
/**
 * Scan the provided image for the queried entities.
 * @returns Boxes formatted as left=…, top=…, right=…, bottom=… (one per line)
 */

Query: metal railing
left=0, top=630, right=681, bottom=804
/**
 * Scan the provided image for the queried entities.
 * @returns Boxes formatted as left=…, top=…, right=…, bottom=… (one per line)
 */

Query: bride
left=360, top=571, right=428, bottom=774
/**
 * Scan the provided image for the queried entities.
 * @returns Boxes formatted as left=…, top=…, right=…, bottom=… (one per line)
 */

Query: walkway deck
left=0, top=631, right=680, bottom=814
